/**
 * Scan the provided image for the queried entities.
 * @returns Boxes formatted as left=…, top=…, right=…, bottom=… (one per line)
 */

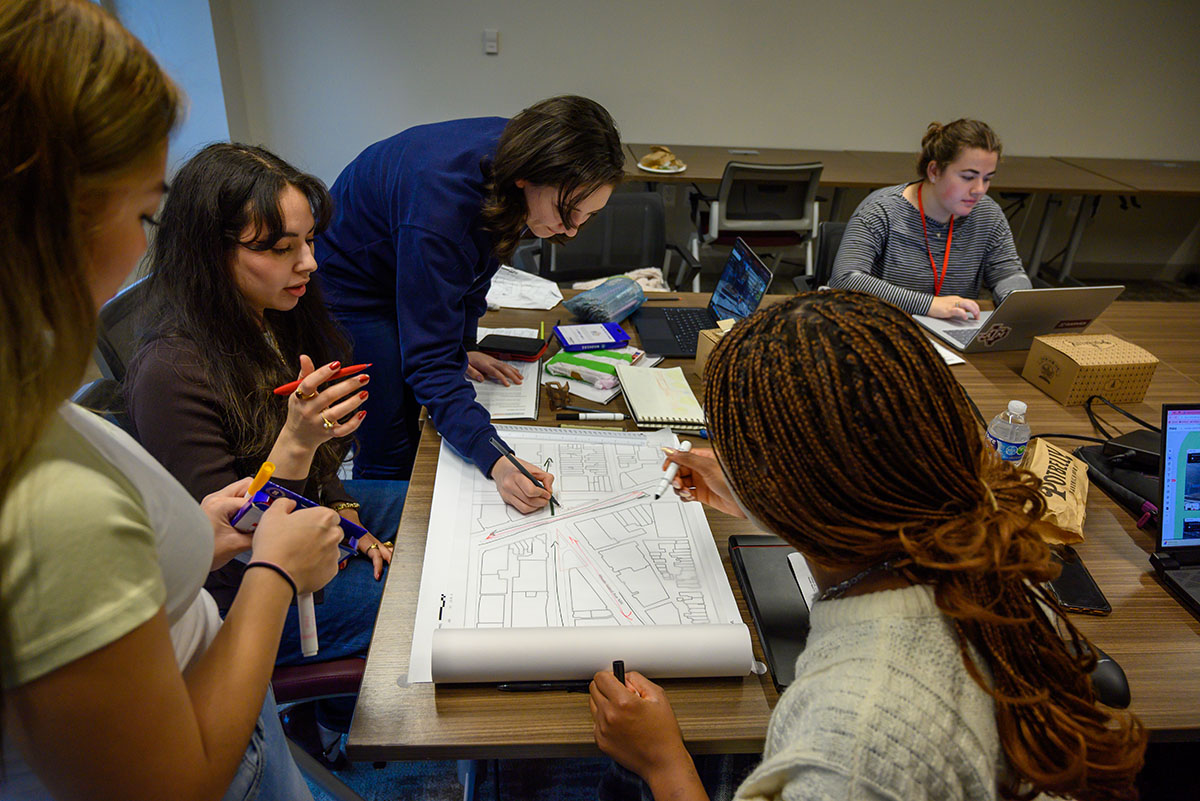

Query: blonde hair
left=0, top=0, right=181, bottom=499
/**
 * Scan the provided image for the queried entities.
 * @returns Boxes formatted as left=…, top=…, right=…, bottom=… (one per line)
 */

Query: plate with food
left=637, top=145, right=687, bottom=174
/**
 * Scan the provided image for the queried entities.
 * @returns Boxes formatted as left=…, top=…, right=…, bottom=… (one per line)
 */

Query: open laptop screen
left=709, top=239, right=772, bottom=322
left=1161, top=405, right=1200, bottom=549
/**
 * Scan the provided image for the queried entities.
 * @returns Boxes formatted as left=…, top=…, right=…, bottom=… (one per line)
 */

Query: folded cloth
left=572, top=267, right=668, bottom=293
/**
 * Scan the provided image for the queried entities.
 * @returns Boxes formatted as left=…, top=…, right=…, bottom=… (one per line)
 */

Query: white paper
left=485, top=265, right=563, bottom=310
left=409, top=425, right=750, bottom=683
left=478, top=326, right=539, bottom=339
left=432, top=624, right=753, bottom=682
left=469, top=358, right=541, bottom=419
left=930, top=340, right=966, bottom=365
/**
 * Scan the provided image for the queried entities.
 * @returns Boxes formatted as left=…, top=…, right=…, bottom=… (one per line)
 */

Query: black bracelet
left=245, top=561, right=298, bottom=599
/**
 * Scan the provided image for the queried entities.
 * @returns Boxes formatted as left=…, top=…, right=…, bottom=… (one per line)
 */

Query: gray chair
left=94, top=275, right=150, bottom=381
left=690, top=162, right=823, bottom=287
left=512, top=191, right=700, bottom=289
left=793, top=221, right=847, bottom=292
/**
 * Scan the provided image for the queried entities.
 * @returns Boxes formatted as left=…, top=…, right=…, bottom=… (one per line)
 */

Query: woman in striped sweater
left=830, top=119, right=1031, bottom=320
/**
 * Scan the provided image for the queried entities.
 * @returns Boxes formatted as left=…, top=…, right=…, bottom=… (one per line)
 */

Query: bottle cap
left=1007, top=400, right=1027, bottom=415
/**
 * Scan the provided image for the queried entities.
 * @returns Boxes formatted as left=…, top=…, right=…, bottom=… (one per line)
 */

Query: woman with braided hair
left=589, top=290, right=1145, bottom=801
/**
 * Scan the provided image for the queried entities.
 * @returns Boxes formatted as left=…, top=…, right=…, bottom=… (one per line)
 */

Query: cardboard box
left=1022, top=334, right=1158, bottom=406
left=695, top=328, right=724, bottom=377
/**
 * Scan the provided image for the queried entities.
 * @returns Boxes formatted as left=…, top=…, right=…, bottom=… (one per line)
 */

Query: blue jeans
left=221, top=689, right=312, bottom=801
left=274, top=479, right=407, bottom=732
left=333, top=311, right=421, bottom=479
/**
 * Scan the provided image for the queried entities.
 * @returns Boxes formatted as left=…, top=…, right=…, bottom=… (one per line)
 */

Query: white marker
left=297, top=593, right=319, bottom=657
left=653, top=441, right=693, bottom=499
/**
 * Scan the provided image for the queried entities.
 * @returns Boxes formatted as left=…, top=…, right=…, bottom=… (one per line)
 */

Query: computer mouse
left=1089, top=648, right=1131, bottom=709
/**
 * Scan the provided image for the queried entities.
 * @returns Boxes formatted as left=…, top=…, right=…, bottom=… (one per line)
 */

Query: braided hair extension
left=703, top=291, right=1145, bottom=800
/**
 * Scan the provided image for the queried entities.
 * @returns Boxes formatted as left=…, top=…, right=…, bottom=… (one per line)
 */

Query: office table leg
left=1058, top=195, right=1099, bottom=285
left=1027, top=193, right=1062, bottom=283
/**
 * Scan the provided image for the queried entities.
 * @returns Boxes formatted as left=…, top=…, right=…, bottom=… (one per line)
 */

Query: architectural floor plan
left=408, top=425, right=751, bottom=683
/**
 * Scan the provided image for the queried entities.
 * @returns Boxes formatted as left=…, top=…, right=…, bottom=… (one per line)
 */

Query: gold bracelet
left=329, top=501, right=361, bottom=513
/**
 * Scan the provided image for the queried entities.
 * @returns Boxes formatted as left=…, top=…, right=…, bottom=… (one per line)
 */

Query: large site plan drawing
left=409, top=425, right=749, bottom=683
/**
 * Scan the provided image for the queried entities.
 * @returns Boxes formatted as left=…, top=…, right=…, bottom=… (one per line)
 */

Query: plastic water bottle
left=986, top=400, right=1030, bottom=463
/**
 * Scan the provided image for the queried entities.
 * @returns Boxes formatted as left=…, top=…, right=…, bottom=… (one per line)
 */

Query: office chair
left=512, top=191, right=700, bottom=290
left=792, top=221, right=846, bottom=292
left=690, top=162, right=823, bottom=288
left=95, top=275, right=151, bottom=381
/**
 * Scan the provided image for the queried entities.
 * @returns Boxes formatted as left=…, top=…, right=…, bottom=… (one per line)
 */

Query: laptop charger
left=1101, top=429, right=1161, bottom=473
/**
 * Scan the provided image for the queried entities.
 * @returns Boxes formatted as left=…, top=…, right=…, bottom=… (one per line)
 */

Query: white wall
left=208, top=0, right=1200, bottom=277
left=211, top=0, right=1200, bottom=184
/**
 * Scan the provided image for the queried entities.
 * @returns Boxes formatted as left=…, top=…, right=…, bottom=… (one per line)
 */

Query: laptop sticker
left=978, top=322, right=1012, bottom=347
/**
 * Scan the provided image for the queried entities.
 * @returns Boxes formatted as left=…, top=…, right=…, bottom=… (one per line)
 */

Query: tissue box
left=1022, top=334, right=1158, bottom=406
left=695, top=328, right=725, bottom=377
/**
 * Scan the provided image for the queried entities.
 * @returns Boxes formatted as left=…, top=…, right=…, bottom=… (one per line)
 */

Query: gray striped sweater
left=829, top=183, right=1030, bottom=315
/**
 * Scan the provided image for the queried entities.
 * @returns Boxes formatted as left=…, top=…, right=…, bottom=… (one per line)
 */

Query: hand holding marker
left=247, top=460, right=319, bottom=657
left=654, top=441, right=693, bottom=500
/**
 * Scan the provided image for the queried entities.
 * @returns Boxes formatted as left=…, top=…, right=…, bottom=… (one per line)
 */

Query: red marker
left=273, top=363, right=371, bottom=396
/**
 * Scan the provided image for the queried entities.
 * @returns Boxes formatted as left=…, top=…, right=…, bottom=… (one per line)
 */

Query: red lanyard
left=917, top=183, right=953, bottom=296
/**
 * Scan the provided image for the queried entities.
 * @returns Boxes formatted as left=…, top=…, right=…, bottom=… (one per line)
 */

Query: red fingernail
left=329, top=361, right=340, bottom=370
left=358, top=374, right=369, bottom=383
left=357, top=411, right=367, bottom=419
left=359, top=391, right=368, bottom=400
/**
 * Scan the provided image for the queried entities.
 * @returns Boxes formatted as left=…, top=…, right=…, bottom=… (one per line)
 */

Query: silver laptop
left=1151, top=404, right=1200, bottom=620
left=913, top=285, right=1125, bottom=352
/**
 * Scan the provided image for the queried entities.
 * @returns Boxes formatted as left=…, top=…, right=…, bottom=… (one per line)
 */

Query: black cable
left=963, top=390, right=987, bottom=428
left=1084, top=395, right=1159, bottom=437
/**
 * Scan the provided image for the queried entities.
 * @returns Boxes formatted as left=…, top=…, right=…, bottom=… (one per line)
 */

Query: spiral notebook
left=615, top=365, right=705, bottom=430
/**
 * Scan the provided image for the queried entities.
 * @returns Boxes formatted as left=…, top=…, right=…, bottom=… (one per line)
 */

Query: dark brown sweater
left=125, top=336, right=353, bottom=612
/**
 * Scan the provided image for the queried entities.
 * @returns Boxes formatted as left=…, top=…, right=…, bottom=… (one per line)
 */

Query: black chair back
left=95, top=275, right=150, bottom=381
left=813, top=221, right=847, bottom=288
left=539, top=192, right=667, bottom=283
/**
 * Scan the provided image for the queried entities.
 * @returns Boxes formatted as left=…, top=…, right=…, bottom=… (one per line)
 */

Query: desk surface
left=348, top=298, right=1200, bottom=761
left=1057, top=157, right=1200, bottom=196
left=625, top=143, right=1138, bottom=195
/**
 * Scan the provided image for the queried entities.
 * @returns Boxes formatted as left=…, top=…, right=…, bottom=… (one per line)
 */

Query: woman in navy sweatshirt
left=316, top=95, right=624, bottom=512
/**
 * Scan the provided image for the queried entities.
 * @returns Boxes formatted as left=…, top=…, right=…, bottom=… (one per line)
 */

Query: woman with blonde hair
left=590, top=291, right=1145, bottom=801
left=0, top=2, right=340, bottom=798
left=830, top=120, right=1032, bottom=321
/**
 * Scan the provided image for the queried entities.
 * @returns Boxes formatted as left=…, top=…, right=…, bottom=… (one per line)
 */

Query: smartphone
left=476, top=334, right=547, bottom=361
left=1048, top=546, right=1111, bottom=615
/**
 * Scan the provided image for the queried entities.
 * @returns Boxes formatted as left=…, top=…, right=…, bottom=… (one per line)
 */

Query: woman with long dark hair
left=590, top=291, right=1145, bottom=801
left=126, top=143, right=404, bottom=756
left=0, top=3, right=340, bottom=797
left=316, top=95, right=625, bottom=507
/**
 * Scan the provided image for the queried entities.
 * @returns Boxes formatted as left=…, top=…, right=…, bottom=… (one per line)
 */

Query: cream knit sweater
left=734, top=584, right=1004, bottom=801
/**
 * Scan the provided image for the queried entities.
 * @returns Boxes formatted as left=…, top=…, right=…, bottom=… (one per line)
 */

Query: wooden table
left=347, top=298, right=1200, bottom=761
left=1057, top=157, right=1200, bottom=197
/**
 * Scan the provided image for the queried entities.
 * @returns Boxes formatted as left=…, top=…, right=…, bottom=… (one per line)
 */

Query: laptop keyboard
left=664, top=308, right=715, bottom=352
left=943, top=327, right=980, bottom=346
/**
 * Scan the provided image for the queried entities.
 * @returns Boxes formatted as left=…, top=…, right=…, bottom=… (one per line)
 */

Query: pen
left=489, top=437, right=560, bottom=511
left=245, top=461, right=276, bottom=498
left=556, top=412, right=625, bottom=421
left=613, top=659, right=625, bottom=684
left=273, top=363, right=371, bottom=396
left=496, top=680, right=591, bottom=692
left=564, top=405, right=608, bottom=414
left=654, top=441, right=693, bottom=499
left=646, top=296, right=681, bottom=301
left=540, top=320, right=545, bottom=340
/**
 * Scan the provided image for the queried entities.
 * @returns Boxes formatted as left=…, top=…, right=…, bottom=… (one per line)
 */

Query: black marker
left=613, top=659, right=625, bottom=685
left=497, top=680, right=590, bottom=693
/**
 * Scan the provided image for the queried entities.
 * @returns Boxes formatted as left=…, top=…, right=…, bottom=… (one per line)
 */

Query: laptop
left=913, top=285, right=1125, bottom=352
left=1150, top=404, right=1200, bottom=619
left=633, top=238, right=773, bottom=357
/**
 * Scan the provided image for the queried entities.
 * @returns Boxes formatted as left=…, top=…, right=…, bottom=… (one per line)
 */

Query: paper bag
left=1021, top=438, right=1087, bottom=544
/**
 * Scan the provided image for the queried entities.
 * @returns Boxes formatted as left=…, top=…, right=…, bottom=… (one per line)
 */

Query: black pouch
left=1074, top=445, right=1160, bottom=530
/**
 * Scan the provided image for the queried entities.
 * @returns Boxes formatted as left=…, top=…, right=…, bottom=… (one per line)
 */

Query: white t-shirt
left=1, top=404, right=223, bottom=796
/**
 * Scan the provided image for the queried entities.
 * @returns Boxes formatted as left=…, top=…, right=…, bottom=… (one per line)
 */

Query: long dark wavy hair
left=705, top=291, right=1145, bottom=801
left=480, top=95, right=625, bottom=264
left=133, top=143, right=351, bottom=493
